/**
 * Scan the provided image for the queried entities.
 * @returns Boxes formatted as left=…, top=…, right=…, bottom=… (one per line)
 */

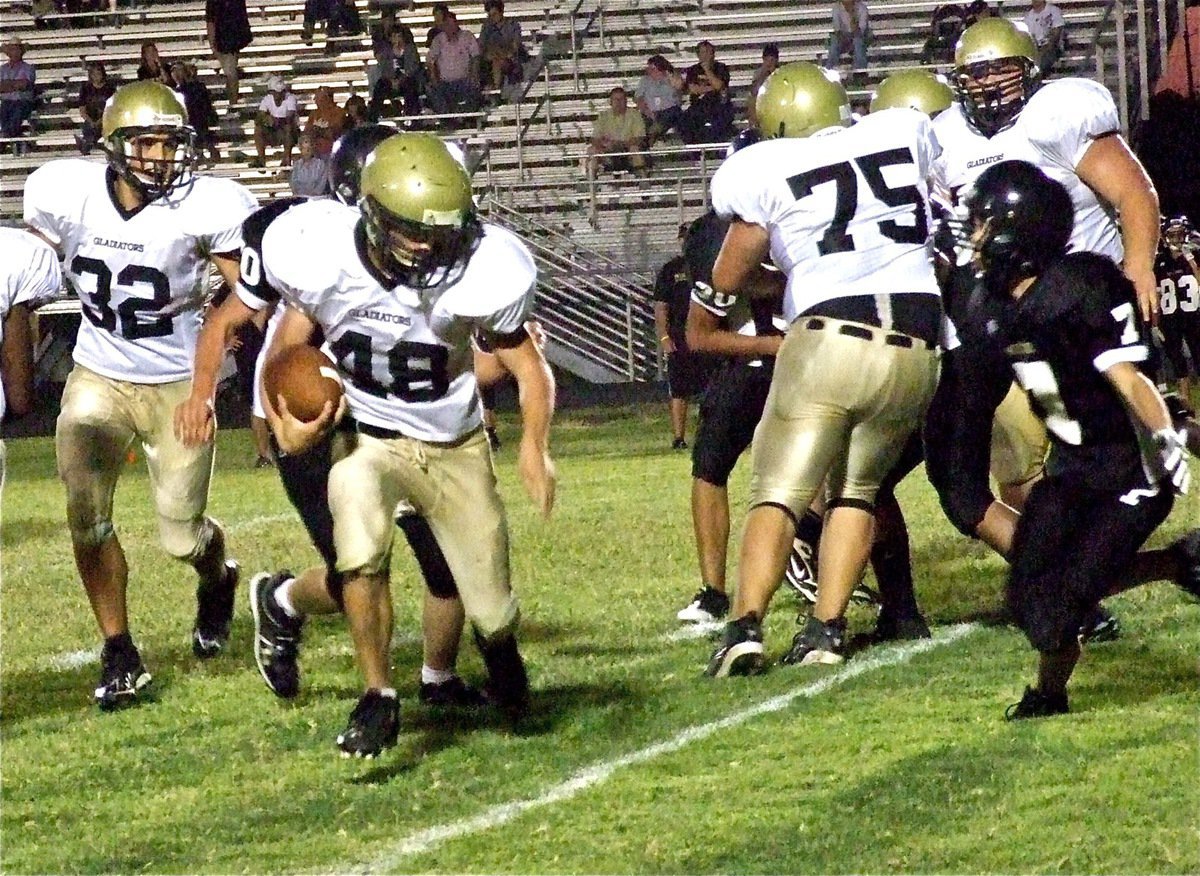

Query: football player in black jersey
left=960, top=161, right=1199, bottom=720
left=178, top=125, right=501, bottom=710
left=1154, top=215, right=1200, bottom=403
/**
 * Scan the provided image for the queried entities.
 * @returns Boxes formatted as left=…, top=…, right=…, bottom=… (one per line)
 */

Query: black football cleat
left=95, top=639, right=152, bottom=712
left=1004, top=686, right=1069, bottom=721
left=705, top=614, right=765, bottom=677
left=249, top=570, right=304, bottom=699
left=193, top=560, right=239, bottom=658
left=1171, top=530, right=1200, bottom=600
left=780, top=614, right=846, bottom=666
left=419, top=675, right=489, bottom=708
left=337, top=690, right=400, bottom=758
left=676, top=586, right=730, bottom=624
left=1078, top=605, right=1121, bottom=644
left=475, top=631, right=531, bottom=720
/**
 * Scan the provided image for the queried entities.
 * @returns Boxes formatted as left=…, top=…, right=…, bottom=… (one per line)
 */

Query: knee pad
left=71, top=519, right=115, bottom=547
left=160, top=515, right=216, bottom=561
left=935, top=478, right=993, bottom=538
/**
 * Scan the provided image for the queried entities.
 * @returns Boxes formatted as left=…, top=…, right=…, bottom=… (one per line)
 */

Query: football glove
left=1153, top=427, right=1191, bottom=495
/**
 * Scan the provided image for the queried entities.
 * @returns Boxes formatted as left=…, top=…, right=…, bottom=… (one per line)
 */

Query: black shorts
left=1007, top=474, right=1173, bottom=653
left=692, top=361, right=773, bottom=486
left=667, top=350, right=717, bottom=400
left=1158, top=314, right=1200, bottom=378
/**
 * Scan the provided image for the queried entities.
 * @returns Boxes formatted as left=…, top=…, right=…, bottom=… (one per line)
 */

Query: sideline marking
left=348, top=623, right=978, bottom=873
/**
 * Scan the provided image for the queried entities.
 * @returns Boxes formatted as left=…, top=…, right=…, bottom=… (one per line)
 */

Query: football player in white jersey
left=256, top=132, right=554, bottom=758
left=704, top=62, right=943, bottom=677
left=22, top=80, right=258, bottom=711
left=925, top=19, right=1159, bottom=641
left=0, top=228, right=62, bottom=492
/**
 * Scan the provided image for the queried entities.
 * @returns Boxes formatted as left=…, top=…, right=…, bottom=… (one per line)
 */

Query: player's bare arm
left=494, top=332, right=556, bottom=518
left=1076, top=134, right=1161, bottom=323
left=175, top=287, right=256, bottom=447
left=712, top=220, right=778, bottom=299
left=1105, top=360, right=1190, bottom=493
left=1, top=303, right=35, bottom=417
left=685, top=301, right=780, bottom=358
left=260, top=305, right=344, bottom=455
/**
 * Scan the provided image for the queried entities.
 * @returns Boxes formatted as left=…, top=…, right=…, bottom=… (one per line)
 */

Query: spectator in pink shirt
left=427, top=10, right=482, bottom=116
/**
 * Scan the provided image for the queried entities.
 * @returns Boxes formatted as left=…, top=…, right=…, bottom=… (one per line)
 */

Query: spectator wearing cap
left=635, top=54, right=684, bottom=146
left=76, top=60, right=116, bottom=154
left=427, top=10, right=483, bottom=115
left=825, top=0, right=870, bottom=74
left=252, top=75, right=299, bottom=167
left=678, top=40, right=734, bottom=145
left=304, top=85, right=346, bottom=157
left=0, top=36, right=36, bottom=150
left=588, top=86, right=647, bottom=177
left=1024, top=0, right=1066, bottom=74
left=479, top=0, right=526, bottom=98
left=205, top=0, right=253, bottom=104
left=746, top=43, right=779, bottom=127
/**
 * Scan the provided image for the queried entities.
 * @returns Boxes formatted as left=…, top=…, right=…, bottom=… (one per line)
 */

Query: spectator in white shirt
left=289, top=133, right=330, bottom=197
left=427, top=11, right=482, bottom=116
left=1024, top=0, right=1066, bottom=74
left=252, top=74, right=299, bottom=167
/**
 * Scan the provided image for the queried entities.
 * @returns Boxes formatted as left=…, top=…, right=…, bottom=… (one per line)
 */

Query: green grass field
left=2, top=404, right=1198, bottom=874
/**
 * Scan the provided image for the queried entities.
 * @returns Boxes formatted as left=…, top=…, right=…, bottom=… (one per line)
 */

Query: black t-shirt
left=1004, top=252, right=1153, bottom=486
left=684, top=60, right=730, bottom=106
left=653, top=255, right=693, bottom=349
left=206, top=0, right=254, bottom=54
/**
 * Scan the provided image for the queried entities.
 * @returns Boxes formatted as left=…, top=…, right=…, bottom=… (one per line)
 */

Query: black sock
left=104, top=632, right=137, bottom=657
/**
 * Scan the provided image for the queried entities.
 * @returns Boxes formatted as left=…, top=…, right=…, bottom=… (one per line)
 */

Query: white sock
left=275, top=578, right=301, bottom=619
left=378, top=687, right=398, bottom=699
left=421, top=666, right=455, bottom=685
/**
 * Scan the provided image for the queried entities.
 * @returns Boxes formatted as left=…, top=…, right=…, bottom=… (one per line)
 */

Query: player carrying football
left=23, top=80, right=257, bottom=710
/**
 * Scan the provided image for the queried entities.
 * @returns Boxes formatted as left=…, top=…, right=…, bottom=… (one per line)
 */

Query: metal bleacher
left=0, top=0, right=1174, bottom=383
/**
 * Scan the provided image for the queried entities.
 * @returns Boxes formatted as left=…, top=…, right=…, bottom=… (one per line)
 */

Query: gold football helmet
left=952, top=18, right=1041, bottom=136
left=102, top=80, right=196, bottom=201
left=870, top=69, right=954, bottom=117
left=358, top=132, right=482, bottom=288
left=754, top=62, right=851, bottom=139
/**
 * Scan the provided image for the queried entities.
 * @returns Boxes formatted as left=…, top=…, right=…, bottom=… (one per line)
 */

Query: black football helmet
left=958, top=159, right=1073, bottom=296
left=329, top=123, right=397, bottom=205
left=726, top=127, right=763, bottom=158
left=1162, top=214, right=1199, bottom=257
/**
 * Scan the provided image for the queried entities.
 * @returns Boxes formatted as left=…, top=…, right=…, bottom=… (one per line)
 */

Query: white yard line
left=345, top=623, right=979, bottom=874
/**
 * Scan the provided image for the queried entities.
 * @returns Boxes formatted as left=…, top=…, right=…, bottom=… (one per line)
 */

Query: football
left=262, top=344, right=344, bottom=422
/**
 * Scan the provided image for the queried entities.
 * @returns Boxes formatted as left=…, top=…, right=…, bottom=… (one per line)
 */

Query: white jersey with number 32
left=261, top=198, right=535, bottom=443
left=710, top=107, right=942, bottom=324
left=23, top=158, right=256, bottom=383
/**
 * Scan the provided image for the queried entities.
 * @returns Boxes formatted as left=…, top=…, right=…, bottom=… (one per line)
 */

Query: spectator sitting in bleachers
left=136, top=41, right=173, bottom=87
left=302, top=0, right=334, bottom=44
left=252, top=74, right=299, bottom=167
left=205, top=0, right=253, bottom=105
left=635, top=54, right=684, bottom=146
left=343, top=93, right=370, bottom=130
left=305, top=85, right=347, bottom=156
left=479, top=0, right=527, bottom=101
left=826, top=0, right=871, bottom=76
left=369, top=23, right=423, bottom=120
left=426, top=2, right=450, bottom=47
left=427, top=10, right=483, bottom=117
left=588, top=86, right=647, bottom=177
left=289, top=133, right=331, bottom=197
left=964, top=0, right=996, bottom=26
left=920, top=3, right=967, bottom=65
left=76, top=61, right=116, bottom=155
left=371, top=7, right=399, bottom=52
left=0, top=36, right=36, bottom=153
left=1024, top=0, right=1066, bottom=74
left=745, top=43, right=779, bottom=128
left=327, top=0, right=365, bottom=39
left=679, top=40, right=734, bottom=145
left=172, top=60, right=220, bottom=166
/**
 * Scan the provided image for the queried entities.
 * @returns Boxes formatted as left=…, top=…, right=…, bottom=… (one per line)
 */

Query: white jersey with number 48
left=710, top=107, right=942, bottom=325
left=23, top=158, right=257, bottom=383
left=261, top=198, right=535, bottom=443
left=0, top=227, right=62, bottom=419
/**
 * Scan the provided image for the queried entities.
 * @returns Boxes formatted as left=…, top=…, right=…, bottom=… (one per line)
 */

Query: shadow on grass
left=349, top=679, right=636, bottom=785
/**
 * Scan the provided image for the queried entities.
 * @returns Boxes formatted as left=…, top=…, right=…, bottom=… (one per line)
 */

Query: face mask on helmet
left=106, top=126, right=196, bottom=201
left=1162, top=216, right=1199, bottom=257
left=361, top=195, right=482, bottom=289
left=952, top=57, right=1039, bottom=136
